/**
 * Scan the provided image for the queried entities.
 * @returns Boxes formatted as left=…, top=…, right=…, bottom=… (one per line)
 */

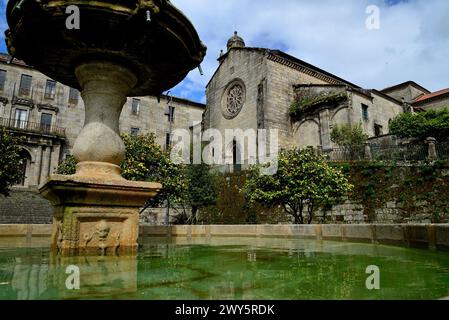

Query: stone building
left=203, top=32, right=407, bottom=166
left=1, top=31, right=448, bottom=225
left=412, top=88, right=449, bottom=111
left=380, top=81, right=449, bottom=112
left=0, top=53, right=205, bottom=190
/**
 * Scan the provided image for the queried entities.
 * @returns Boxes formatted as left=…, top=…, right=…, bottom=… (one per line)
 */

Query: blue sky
left=2, top=0, right=449, bottom=103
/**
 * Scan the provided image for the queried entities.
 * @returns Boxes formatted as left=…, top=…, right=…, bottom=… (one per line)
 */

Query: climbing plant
left=289, top=92, right=347, bottom=118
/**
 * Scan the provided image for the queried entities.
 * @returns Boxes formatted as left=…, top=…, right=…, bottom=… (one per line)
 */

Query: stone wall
left=2, top=224, right=449, bottom=251
left=0, top=188, right=53, bottom=224
left=199, top=163, right=449, bottom=225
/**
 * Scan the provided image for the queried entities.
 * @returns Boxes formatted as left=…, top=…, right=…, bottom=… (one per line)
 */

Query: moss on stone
left=289, top=92, right=348, bottom=118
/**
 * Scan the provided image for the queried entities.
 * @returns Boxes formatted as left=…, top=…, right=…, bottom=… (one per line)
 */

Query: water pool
left=0, top=236, right=448, bottom=300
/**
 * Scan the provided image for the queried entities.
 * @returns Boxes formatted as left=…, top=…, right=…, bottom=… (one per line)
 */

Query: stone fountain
left=5, top=0, right=206, bottom=255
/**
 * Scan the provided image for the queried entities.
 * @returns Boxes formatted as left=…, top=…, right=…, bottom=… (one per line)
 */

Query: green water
left=0, top=236, right=449, bottom=300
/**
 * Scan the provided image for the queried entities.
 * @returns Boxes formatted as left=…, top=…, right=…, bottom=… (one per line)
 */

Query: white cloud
left=171, top=0, right=449, bottom=101
left=1, top=1, right=447, bottom=101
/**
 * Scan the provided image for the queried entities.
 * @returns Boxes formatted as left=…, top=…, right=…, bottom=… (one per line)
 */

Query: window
left=374, top=124, right=383, bottom=137
left=0, top=70, right=6, bottom=91
left=165, top=133, right=171, bottom=150
left=40, top=113, right=52, bottom=133
left=361, top=104, right=369, bottom=122
left=14, top=108, right=28, bottom=129
left=69, top=87, right=79, bottom=105
left=19, top=74, right=32, bottom=96
left=130, top=127, right=140, bottom=135
left=44, top=80, right=56, bottom=99
left=232, top=139, right=242, bottom=172
left=131, top=98, right=140, bottom=115
left=165, top=105, right=175, bottom=122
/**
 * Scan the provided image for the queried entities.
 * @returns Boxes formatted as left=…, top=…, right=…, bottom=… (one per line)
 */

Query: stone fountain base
left=40, top=172, right=160, bottom=255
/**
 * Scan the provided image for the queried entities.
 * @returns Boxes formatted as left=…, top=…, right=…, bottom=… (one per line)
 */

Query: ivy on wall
left=199, top=172, right=290, bottom=225
left=289, top=92, right=347, bottom=118
left=199, top=162, right=449, bottom=224
left=334, top=161, right=449, bottom=223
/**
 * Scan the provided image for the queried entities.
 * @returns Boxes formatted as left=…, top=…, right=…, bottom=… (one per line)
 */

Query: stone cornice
left=12, top=96, right=34, bottom=108
left=36, top=103, right=60, bottom=114
left=266, top=52, right=345, bottom=86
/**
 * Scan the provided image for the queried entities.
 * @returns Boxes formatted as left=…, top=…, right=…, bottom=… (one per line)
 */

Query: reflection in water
left=4, top=250, right=138, bottom=300
left=0, top=236, right=449, bottom=300
left=12, top=257, right=48, bottom=300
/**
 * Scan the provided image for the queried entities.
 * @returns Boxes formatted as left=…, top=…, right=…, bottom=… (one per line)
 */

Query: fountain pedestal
left=40, top=175, right=159, bottom=255
left=6, top=0, right=206, bottom=255
left=40, top=62, right=160, bottom=255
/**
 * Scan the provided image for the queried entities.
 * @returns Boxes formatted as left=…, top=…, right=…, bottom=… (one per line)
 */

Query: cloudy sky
left=1, top=0, right=448, bottom=103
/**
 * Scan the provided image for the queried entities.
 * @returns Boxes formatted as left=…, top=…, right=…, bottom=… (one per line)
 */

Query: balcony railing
left=0, top=117, right=66, bottom=137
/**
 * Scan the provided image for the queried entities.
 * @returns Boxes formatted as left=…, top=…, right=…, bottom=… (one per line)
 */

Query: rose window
left=226, top=84, right=244, bottom=116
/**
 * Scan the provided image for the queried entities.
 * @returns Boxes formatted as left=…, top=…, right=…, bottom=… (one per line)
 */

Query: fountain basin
left=1, top=234, right=449, bottom=300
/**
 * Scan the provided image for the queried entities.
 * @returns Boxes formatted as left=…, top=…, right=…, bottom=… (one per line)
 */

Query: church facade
left=203, top=32, right=416, bottom=166
left=1, top=32, right=449, bottom=224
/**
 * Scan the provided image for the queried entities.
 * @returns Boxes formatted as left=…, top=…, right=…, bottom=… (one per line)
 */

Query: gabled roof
left=210, top=46, right=361, bottom=89
left=267, top=49, right=361, bottom=89
left=413, top=88, right=449, bottom=105
left=381, top=81, right=430, bottom=94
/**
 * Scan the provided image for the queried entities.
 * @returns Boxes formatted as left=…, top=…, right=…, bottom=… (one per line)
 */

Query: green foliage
left=183, top=163, right=219, bottom=223
left=56, top=133, right=219, bottom=224
left=330, top=123, right=368, bottom=147
left=199, top=172, right=290, bottom=225
left=0, top=128, right=24, bottom=197
left=389, top=108, right=449, bottom=142
left=290, top=92, right=347, bottom=118
left=340, top=162, right=449, bottom=223
left=56, top=155, right=77, bottom=175
left=242, top=148, right=353, bottom=224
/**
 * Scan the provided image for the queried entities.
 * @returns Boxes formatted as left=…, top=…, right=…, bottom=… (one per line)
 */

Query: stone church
left=203, top=32, right=448, bottom=165
left=1, top=31, right=448, bottom=224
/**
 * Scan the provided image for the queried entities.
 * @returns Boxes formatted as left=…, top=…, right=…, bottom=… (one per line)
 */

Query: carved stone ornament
left=222, top=80, right=246, bottom=119
left=83, top=219, right=120, bottom=254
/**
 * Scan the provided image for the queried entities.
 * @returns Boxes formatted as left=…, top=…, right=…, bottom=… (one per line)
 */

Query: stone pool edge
left=1, top=224, right=449, bottom=251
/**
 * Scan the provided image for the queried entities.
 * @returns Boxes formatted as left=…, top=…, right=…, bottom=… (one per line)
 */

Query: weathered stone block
left=343, top=225, right=373, bottom=241
left=322, top=225, right=343, bottom=240
left=435, top=225, right=449, bottom=249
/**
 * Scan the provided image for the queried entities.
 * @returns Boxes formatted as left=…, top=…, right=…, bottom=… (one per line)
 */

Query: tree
left=56, top=133, right=219, bottom=224
left=389, top=109, right=449, bottom=142
left=57, top=133, right=188, bottom=207
left=0, top=128, right=24, bottom=197
left=183, top=163, right=219, bottom=224
left=242, top=148, right=353, bottom=224
left=331, top=123, right=368, bottom=147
